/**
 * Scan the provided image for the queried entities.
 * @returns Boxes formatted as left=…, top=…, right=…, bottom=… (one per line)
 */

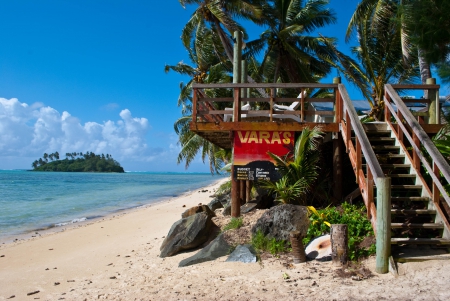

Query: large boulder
left=251, top=204, right=309, bottom=241
left=160, top=212, right=214, bottom=258
left=178, top=234, right=231, bottom=267
left=182, top=205, right=216, bottom=219
left=226, top=244, right=257, bottom=263
left=208, top=197, right=225, bottom=212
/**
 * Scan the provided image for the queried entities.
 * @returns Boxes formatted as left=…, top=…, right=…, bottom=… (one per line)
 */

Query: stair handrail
left=384, top=84, right=450, bottom=206
left=338, top=84, right=391, bottom=274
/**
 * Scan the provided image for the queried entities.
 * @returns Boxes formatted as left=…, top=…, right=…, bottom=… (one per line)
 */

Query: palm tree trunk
left=418, top=48, right=432, bottom=84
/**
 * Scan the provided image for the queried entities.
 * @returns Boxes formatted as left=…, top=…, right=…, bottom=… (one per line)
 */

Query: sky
left=0, top=0, right=444, bottom=172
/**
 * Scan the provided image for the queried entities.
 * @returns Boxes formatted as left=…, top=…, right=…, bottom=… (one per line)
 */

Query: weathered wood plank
left=190, top=122, right=339, bottom=132
left=192, top=83, right=338, bottom=89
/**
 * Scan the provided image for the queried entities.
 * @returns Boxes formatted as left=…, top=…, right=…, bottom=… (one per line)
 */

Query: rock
left=219, top=193, right=231, bottom=208
left=240, top=202, right=258, bottom=214
left=226, top=245, right=257, bottom=263
left=223, top=204, right=231, bottom=216
left=181, top=205, right=215, bottom=219
left=179, top=234, right=231, bottom=267
left=160, top=212, right=214, bottom=258
left=251, top=204, right=309, bottom=241
left=208, top=197, right=225, bottom=211
left=305, top=234, right=332, bottom=261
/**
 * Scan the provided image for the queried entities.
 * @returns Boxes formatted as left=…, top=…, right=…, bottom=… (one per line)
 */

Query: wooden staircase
left=362, top=123, right=450, bottom=261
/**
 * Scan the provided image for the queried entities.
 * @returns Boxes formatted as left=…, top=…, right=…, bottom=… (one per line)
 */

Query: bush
left=304, top=202, right=375, bottom=261
left=251, top=230, right=290, bottom=255
left=222, top=217, right=243, bottom=232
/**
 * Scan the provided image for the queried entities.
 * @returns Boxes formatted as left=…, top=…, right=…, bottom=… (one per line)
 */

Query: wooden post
left=246, top=180, right=252, bottom=203
left=290, top=231, right=307, bottom=263
left=333, top=77, right=341, bottom=123
left=376, top=177, right=391, bottom=274
left=231, top=168, right=241, bottom=218
left=331, top=224, right=348, bottom=266
left=231, top=31, right=242, bottom=218
left=241, top=60, right=248, bottom=102
left=333, top=133, right=343, bottom=201
left=240, top=180, right=246, bottom=204
left=233, top=31, right=242, bottom=85
left=427, top=78, right=439, bottom=124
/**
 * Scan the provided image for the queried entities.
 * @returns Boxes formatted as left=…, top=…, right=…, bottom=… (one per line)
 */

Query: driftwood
left=290, top=231, right=306, bottom=263
left=331, top=224, right=348, bottom=266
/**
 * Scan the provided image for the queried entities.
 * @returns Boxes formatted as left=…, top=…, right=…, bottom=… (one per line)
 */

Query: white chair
left=223, top=103, right=250, bottom=122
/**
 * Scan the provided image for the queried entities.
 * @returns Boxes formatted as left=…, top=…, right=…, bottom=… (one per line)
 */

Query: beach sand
left=1, top=178, right=450, bottom=301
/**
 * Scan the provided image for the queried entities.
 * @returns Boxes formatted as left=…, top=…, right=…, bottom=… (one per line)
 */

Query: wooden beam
left=376, top=177, right=391, bottom=274
left=190, top=122, right=339, bottom=132
left=192, top=83, right=338, bottom=89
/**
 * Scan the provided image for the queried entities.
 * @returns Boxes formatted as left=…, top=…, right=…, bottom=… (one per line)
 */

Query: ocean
left=0, top=170, right=224, bottom=240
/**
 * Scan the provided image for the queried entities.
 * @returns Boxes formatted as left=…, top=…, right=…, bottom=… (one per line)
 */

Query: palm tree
left=167, top=24, right=232, bottom=173
left=244, top=0, right=340, bottom=84
left=260, top=126, right=323, bottom=204
left=43, top=153, right=48, bottom=162
left=330, top=0, right=419, bottom=120
left=180, top=0, right=264, bottom=62
left=32, top=160, right=39, bottom=169
left=346, top=0, right=432, bottom=84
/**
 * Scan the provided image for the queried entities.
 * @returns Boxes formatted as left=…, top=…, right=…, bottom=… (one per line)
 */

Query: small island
left=31, top=152, right=125, bottom=172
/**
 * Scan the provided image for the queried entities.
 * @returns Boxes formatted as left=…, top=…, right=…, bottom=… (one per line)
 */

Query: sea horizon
left=0, top=170, right=225, bottom=242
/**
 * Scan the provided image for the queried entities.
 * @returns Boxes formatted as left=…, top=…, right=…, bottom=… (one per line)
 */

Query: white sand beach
left=1, top=178, right=450, bottom=301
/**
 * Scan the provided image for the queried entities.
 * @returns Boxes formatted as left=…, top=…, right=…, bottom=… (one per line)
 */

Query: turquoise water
left=0, top=170, right=223, bottom=239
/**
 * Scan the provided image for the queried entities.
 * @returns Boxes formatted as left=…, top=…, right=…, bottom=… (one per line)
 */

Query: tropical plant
left=259, top=126, right=323, bottom=204
left=244, top=0, right=338, bottom=84
left=251, top=229, right=290, bottom=255
left=331, top=0, right=419, bottom=120
left=166, top=24, right=232, bottom=173
left=179, top=0, right=264, bottom=62
left=304, top=202, right=375, bottom=261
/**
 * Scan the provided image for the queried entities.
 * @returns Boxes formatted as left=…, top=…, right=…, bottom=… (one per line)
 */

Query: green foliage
left=251, top=230, right=289, bottom=255
left=216, top=180, right=232, bottom=195
left=259, top=127, right=323, bottom=205
left=222, top=217, right=243, bottom=232
left=32, top=152, right=124, bottom=173
left=304, top=203, right=375, bottom=261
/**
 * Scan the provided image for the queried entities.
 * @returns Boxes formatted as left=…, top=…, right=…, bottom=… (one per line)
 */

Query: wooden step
left=368, top=137, right=396, bottom=142
left=391, top=223, right=444, bottom=229
left=388, top=174, right=416, bottom=178
left=362, top=163, right=411, bottom=169
left=391, top=209, right=436, bottom=215
left=387, top=197, right=431, bottom=202
left=391, top=185, right=422, bottom=190
left=391, top=238, right=450, bottom=245
left=371, top=145, right=400, bottom=150
left=365, top=130, right=391, bottom=135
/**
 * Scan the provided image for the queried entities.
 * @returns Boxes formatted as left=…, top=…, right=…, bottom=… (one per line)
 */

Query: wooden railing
left=384, top=84, right=450, bottom=214
left=192, top=83, right=337, bottom=124
left=338, top=84, right=391, bottom=273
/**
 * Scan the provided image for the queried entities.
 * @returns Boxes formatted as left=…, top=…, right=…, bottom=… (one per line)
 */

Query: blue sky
left=0, top=1, right=443, bottom=172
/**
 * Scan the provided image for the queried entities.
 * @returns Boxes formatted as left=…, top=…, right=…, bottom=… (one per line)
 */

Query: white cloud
left=0, top=98, right=163, bottom=166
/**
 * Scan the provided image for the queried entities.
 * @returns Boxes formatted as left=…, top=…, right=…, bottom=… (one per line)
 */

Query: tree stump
left=290, top=231, right=306, bottom=263
left=331, top=224, right=348, bottom=266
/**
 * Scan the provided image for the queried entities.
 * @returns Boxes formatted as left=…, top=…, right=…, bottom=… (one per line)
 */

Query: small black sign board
left=233, top=160, right=281, bottom=181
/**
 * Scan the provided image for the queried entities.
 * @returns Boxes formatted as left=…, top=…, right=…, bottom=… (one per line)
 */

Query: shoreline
left=0, top=177, right=227, bottom=246
left=2, top=177, right=450, bottom=300
left=0, top=176, right=226, bottom=246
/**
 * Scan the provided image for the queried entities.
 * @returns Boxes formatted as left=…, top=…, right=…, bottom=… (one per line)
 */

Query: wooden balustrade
left=384, top=85, right=450, bottom=210
left=191, top=83, right=337, bottom=125
left=338, top=84, right=391, bottom=274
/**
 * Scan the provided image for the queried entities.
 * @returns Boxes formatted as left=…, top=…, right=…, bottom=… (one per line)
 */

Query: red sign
left=233, top=130, right=294, bottom=181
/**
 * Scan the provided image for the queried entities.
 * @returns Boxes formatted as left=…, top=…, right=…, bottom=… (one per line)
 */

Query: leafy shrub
left=251, top=230, right=290, bottom=255
left=216, top=180, right=231, bottom=195
left=304, top=202, right=375, bottom=261
left=222, top=217, right=243, bottom=232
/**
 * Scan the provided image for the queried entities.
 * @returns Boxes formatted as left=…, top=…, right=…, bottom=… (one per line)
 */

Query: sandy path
left=1, top=178, right=450, bottom=301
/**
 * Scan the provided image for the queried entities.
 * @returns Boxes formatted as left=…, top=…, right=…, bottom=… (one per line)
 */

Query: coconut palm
left=166, top=25, right=232, bottom=173
left=328, top=0, right=419, bottom=120
left=259, top=126, right=324, bottom=204
left=346, top=0, right=433, bottom=84
left=179, top=0, right=264, bottom=62
left=244, top=0, right=338, bottom=84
